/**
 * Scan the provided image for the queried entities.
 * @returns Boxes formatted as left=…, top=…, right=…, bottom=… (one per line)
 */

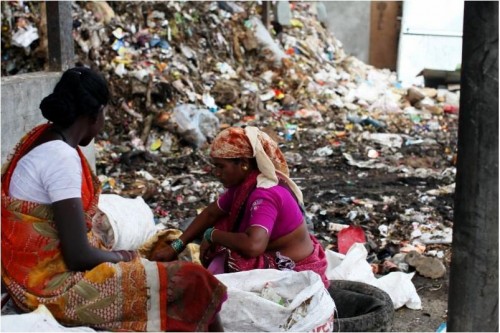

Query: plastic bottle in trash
left=285, top=123, right=297, bottom=141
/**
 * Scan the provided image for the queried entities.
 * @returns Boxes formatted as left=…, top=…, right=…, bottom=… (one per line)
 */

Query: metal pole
left=46, top=1, right=74, bottom=71
left=447, top=2, right=498, bottom=332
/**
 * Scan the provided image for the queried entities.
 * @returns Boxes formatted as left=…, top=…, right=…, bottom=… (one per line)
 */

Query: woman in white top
left=1, top=67, right=226, bottom=331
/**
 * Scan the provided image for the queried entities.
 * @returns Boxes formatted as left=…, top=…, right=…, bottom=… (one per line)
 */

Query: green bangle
left=204, top=227, right=215, bottom=243
left=170, top=238, right=185, bottom=254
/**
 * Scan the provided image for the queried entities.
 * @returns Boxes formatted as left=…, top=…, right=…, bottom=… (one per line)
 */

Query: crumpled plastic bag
left=171, top=104, right=220, bottom=147
left=361, top=132, right=403, bottom=148
left=326, top=243, right=422, bottom=310
left=248, top=16, right=289, bottom=67
left=337, top=225, right=366, bottom=254
left=12, top=25, right=39, bottom=48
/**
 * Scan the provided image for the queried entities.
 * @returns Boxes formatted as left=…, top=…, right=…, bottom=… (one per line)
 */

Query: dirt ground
left=392, top=273, right=449, bottom=332
left=293, top=152, right=452, bottom=333
left=294, top=152, right=451, bottom=333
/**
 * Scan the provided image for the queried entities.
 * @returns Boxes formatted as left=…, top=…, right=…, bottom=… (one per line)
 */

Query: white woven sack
left=1, top=304, right=97, bottom=332
left=97, top=194, right=157, bottom=250
left=216, top=269, right=335, bottom=332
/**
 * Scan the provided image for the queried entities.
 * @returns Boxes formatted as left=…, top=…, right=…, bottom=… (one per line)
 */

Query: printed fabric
left=1, top=124, right=227, bottom=331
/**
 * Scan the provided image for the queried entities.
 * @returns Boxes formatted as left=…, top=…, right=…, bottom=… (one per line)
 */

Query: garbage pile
left=1, top=1, right=46, bottom=75
left=1, top=1, right=458, bottom=280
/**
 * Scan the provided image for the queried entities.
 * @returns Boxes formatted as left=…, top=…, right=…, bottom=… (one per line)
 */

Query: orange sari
left=1, top=124, right=226, bottom=331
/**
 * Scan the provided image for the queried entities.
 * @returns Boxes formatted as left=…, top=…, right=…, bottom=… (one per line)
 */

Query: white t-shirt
left=9, top=140, right=82, bottom=204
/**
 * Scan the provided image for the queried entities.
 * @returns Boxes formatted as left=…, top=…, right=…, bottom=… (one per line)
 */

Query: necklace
left=51, top=127, right=67, bottom=142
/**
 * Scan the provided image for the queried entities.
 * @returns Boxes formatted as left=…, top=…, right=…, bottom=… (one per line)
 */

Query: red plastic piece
left=337, top=225, right=366, bottom=254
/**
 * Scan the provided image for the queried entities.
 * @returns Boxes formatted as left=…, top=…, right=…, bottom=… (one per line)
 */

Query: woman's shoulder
left=30, top=140, right=77, bottom=156
left=19, top=141, right=80, bottom=167
left=251, top=185, right=294, bottom=202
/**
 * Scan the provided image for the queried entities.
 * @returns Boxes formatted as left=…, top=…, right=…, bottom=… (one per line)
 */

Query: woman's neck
left=50, top=127, right=68, bottom=143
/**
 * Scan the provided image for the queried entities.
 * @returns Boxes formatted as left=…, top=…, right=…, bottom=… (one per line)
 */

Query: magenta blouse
left=217, top=185, right=304, bottom=240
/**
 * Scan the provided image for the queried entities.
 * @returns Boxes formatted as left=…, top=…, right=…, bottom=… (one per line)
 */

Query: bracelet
left=170, top=238, right=185, bottom=254
left=204, top=227, right=215, bottom=244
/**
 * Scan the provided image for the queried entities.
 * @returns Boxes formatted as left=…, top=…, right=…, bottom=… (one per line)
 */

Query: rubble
left=1, top=1, right=458, bottom=283
left=405, top=251, right=447, bottom=279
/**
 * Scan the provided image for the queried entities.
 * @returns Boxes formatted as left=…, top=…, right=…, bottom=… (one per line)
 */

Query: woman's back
left=243, top=186, right=304, bottom=240
left=9, top=141, right=81, bottom=204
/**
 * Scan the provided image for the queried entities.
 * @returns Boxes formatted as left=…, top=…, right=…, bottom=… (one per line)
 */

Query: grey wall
left=323, top=1, right=371, bottom=63
left=1, top=72, right=95, bottom=170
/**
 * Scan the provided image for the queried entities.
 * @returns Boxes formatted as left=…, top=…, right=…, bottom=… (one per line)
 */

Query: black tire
left=328, top=280, right=395, bottom=332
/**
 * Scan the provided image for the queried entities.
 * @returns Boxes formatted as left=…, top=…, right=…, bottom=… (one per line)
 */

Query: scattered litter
left=2, top=2, right=457, bottom=324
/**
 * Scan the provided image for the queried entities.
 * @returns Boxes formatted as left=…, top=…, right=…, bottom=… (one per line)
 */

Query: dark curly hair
left=39, top=67, right=110, bottom=128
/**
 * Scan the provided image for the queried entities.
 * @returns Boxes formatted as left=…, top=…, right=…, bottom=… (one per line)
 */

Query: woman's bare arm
left=52, top=198, right=134, bottom=271
left=211, top=226, right=270, bottom=258
left=179, top=201, right=227, bottom=245
left=151, top=201, right=227, bottom=262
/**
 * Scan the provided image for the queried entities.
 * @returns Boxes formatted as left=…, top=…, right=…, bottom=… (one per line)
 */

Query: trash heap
left=2, top=1, right=459, bottom=279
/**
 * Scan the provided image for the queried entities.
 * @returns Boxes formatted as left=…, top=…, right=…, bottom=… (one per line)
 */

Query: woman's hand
left=151, top=244, right=178, bottom=262
left=199, top=239, right=214, bottom=266
left=115, top=250, right=138, bottom=262
left=53, top=198, right=137, bottom=271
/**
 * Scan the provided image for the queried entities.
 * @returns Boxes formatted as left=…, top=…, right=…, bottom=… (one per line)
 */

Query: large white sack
left=216, top=269, right=335, bottom=332
left=1, top=305, right=97, bottom=332
left=96, top=194, right=158, bottom=250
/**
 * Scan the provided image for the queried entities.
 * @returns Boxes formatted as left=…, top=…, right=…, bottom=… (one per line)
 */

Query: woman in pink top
left=152, top=126, right=329, bottom=287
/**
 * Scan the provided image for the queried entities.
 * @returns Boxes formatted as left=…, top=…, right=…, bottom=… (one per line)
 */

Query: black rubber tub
left=328, top=280, right=395, bottom=332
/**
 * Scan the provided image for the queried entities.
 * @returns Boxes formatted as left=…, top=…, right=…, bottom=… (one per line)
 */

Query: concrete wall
left=323, top=1, right=371, bottom=63
left=1, top=72, right=95, bottom=169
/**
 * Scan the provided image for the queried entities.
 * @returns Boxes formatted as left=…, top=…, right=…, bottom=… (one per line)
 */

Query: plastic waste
left=260, top=282, right=290, bottom=306
left=326, top=244, right=422, bottom=310
left=11, top=24, right=39, bottom=48
left=216, top=270, right=335, bottom=332
left=202, top=93, right=218, bottom=112
left=313, top=146, right=334, bottom=157
left=248, top=16, right=289, bottom=66
left=172, top=104, right=220, bottom=147
left=337, top=225, right=366, bottom=254
left=284, top=123, right=297, bottom=141
left=347, top=114, right=386, bottom=129
left=295, top=109, right=324, bottom=123
left=436, top=322, right=447, bottom=332
left=362, top=132, right=403, bottom=148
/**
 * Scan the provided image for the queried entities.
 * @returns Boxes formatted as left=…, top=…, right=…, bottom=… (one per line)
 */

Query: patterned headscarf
left=210, top=126, right=303, bottom=203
